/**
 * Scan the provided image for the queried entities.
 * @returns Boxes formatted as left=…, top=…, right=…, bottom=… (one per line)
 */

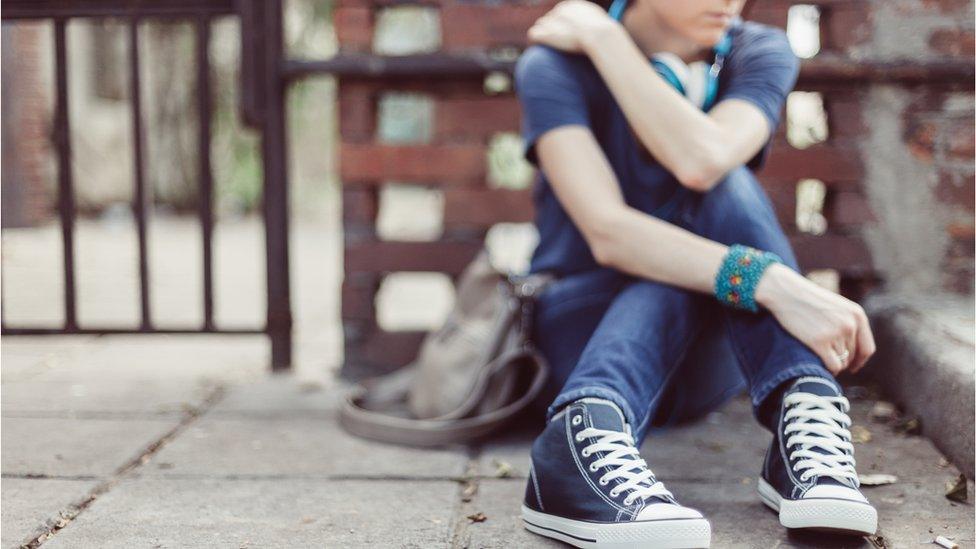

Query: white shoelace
left=575, top=427, right=674, bottom=506
left=783, top=392, right=859, bottom=486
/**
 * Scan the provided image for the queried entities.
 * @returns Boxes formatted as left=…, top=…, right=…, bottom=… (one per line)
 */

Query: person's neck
left=622, top=6, right=710, bottom=63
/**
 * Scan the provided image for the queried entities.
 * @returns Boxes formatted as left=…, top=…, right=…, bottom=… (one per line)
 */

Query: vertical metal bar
left=236, top=0, right=264, bottom=128
left=54, top=19, right=78, bottom=331
left=196, top=16, right=215, bottom=331
left=261, top=0, right=293, bottom=371
left=129, top=18, right=152, bottom=330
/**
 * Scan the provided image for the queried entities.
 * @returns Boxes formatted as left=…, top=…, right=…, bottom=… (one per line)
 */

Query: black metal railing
left=1, top=0, right=292, bottom=371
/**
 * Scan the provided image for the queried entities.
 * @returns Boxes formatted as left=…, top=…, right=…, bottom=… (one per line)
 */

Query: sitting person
left=512, top=0, right=878, bottom=546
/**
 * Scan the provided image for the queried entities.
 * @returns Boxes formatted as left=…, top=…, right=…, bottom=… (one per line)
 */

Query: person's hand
left=527, top=0, right=621, bottom=54
left=756, top=263, right=876, bottom=375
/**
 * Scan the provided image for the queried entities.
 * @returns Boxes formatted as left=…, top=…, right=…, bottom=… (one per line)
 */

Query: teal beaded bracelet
left=714, top=244, right=783, bottom=312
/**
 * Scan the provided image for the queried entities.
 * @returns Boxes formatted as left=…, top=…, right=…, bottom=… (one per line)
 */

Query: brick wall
left=855, top=0, right=975, bottom=296
left=1, top=23, right=54, bottom=228
left=335, top=0, right=973, bottom=377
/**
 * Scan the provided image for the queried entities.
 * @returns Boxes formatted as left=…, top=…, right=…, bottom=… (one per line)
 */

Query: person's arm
left=535, top=125, right=875, bottom=374
left=581, top=24, right=771, bottom=191
left=526, top=0, right=799, bottom=191
left=537, top=125, right=727, bottom=291
left=536, top=124, right=762, bottom=295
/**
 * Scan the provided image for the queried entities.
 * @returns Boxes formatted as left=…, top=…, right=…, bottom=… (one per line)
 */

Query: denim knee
left=684, top=167, right=800, bottom=271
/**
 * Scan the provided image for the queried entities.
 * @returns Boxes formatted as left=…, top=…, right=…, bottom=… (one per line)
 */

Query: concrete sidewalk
left=3, top=335, right=973, bottom=548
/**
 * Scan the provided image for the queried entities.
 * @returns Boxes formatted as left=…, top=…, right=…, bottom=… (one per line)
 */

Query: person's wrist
left=580, top=17, right=625, bottom=57
left=755, top=263, right=794, bottom=311
left=714, top=244, right=784, bottom=312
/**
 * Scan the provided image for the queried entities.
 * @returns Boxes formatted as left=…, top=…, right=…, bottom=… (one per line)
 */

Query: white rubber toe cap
left=803, top=484, right=869, bottom=504
left=636, top=502, right=705, bottom=521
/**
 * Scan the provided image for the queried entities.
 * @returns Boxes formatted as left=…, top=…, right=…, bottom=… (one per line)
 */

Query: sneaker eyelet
left=599, top=478, right=609, bottom=486
left=575, top=434, right=584, bottom=442
left=571, top=415, right=583, bottom=426
left=581, top=449, right=590, bottom=457
left=623, top=498, right=635, bottom=506
left=589, top=464, right=598, bottom=472
left=609, top=489, right=619, bottom=498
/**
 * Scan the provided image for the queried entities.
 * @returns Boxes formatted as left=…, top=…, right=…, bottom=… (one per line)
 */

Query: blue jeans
left=530, top=167, right=836, bottom=444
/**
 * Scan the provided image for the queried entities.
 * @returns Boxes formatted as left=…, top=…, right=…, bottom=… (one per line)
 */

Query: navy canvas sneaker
left=522, top=398, right=711, bottom=548
left=759, top=376, right=878, bottom=535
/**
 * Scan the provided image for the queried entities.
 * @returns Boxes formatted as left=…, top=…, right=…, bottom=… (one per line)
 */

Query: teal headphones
left=607, top=0, right=733, bottom=111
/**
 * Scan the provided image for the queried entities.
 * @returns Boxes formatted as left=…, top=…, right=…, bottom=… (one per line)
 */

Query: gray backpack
left=339, top=249, right=553, bottom=446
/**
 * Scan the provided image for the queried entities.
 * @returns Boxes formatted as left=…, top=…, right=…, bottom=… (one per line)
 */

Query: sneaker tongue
left=787, top=377, right=851, bottom=488
left=579, top=398, right=627, bottom=432
left=790, top=376, right=841, bottom=398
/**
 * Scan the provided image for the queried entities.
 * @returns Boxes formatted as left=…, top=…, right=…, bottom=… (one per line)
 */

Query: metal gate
left=1, top=0, right=293, bottom=371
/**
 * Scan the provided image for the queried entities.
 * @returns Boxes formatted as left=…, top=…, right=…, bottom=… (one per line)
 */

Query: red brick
left=344, top=240, right=483, bottom=274
left=3, top=23, right=53, bottom=227
left=335, top=7, right=374, bottom=52
left=903, top=119, right=938, bottom=162
left=830, top=190, right=877, bottom=228
left=338, top=81, right=377, bottom=142
left=920, top=0, right=973, bottom=13
left=342, top=188, right=380, bottom=224
left=942, top=264, right=974, bottom=295
left=823, top=93, right=867, bottom=137
left=935, top=170, right=976, bottom=207
left=946, top=121, right=975, bottom=160
left=340, top=143, right=486, bottom=184
left=822, top=4, right=873, bottom=52
left=441, top=4, right=552, bottom=51
left=790, top=233, right=873, bottom=276
left=762, top=186, right=797, bottom=230
left=435, top=96, right=520, bottom=141
left=946, top=219, right=976, bottom=240
left=341, top=272, right=380, bottom=320
left=905, top=89, right=954, bottom=113
left=744, top=5, right=788, bottom=29
left=443, top=189, right=534, bottom=228
left=929, top=27, right=976, bottom=58
left=761, top=145, right=864, bottom=183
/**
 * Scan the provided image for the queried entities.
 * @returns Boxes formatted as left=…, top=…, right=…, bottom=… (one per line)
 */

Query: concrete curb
left=864, top=291, right=975, bottom=477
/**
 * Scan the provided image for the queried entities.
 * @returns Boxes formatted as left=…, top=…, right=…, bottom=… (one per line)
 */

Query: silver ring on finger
left=833, top=347, right=851, bottom=365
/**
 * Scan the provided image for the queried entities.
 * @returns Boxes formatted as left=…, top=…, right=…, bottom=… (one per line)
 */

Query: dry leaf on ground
left=851, top=425, right=873, bottom=443
left=945, top=474, right=968, bottom=503
left=467, top=512, right=487, bottom=523
left=492, top=459, right=514, bottom=478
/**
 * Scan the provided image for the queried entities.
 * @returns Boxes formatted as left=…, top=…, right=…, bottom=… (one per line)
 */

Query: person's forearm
left=592, top=205, right=796, bottom=309
left=581, top=23, right=733, bottom=190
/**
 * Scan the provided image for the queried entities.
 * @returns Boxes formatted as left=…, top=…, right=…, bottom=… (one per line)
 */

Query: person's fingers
left=850, top=310, right=876, bottom=373
left=842, top=324, right=857, bottom=372
left=824, top=312, right=857, bottom=374
left=830, top=340, right=852, bottom=373
left=817, top=342, right=843, bottom=375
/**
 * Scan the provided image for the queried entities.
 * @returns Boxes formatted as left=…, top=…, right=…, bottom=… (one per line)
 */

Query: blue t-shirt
left=513, top=21, right=799, bottom=276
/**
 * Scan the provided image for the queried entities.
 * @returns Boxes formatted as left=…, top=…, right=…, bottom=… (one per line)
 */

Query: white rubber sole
left=757, top=477, right=878, bottom=535
left=521, top=505, right=711, bottom=549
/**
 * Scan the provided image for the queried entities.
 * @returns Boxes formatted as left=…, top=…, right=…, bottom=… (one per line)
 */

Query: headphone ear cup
left=683, top=61, right=711, bottom=110
left=650, top=53, right=688, bottom=96
left=654, top=53, right=715, bottom=110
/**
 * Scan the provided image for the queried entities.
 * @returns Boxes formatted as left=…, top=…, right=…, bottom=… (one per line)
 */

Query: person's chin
left=692, top=29, right=728, bottom=48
